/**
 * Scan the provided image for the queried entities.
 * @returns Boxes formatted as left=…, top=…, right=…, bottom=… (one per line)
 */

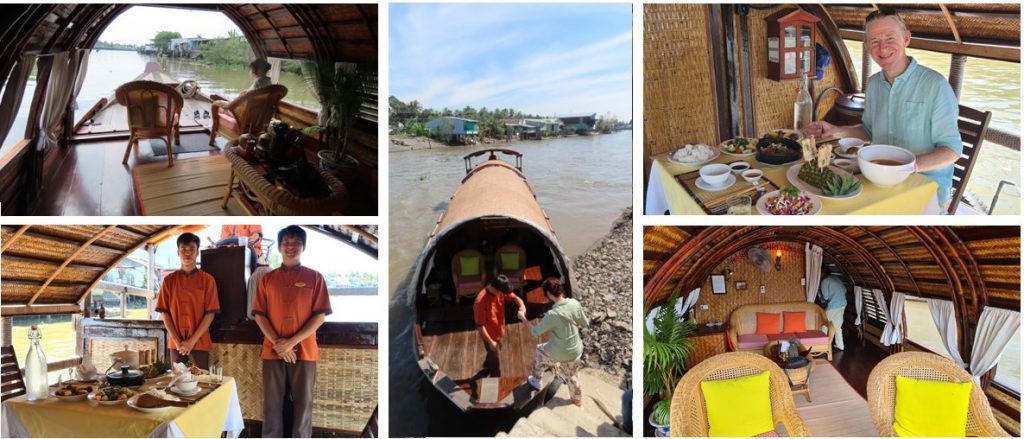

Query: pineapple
left=823, top=174, right=862, bottom=197
left=798, top=140, right=837, bottom=190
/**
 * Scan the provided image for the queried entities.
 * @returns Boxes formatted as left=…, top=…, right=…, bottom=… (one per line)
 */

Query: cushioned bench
left=728, top=302, right=836, bottom=361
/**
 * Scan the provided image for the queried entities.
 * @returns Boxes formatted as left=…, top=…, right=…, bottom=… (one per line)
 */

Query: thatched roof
left=1, top=224, right=380, bottom=315
left=0, top=4, right=377, bottom=83
left=644, top=226, right=1021, bottom=315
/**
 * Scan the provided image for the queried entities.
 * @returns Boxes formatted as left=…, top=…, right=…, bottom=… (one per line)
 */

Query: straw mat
left=776, top=359, right=877, bottom=437
left=132, top=154, right=246, bottom=216
left=676, top=169, right=780, bottom=215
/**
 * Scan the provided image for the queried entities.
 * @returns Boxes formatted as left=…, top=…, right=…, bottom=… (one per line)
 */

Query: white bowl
left=857, top=145, right=916, bottom=187
left=728, top=161, right=751, bottom=175
left=699, top=164, right=731, bottom=186
left=741, top=169, right=764, bottom=184
left=838, top=137, right=866, bottom=149
left=173, top=377, right=199, bottom=393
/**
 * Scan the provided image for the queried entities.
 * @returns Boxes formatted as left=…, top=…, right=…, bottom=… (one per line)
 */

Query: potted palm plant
left=303, top=58, right=375, bottom=175
left=643, top=293, right=696, bottom=437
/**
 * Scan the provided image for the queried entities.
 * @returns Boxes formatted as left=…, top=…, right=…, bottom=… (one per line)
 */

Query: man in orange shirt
left=252, top=226, right=332, bottom=438
left=155, top=233, right=220, bottom=369
left=473, top=274, right=526, bottom=377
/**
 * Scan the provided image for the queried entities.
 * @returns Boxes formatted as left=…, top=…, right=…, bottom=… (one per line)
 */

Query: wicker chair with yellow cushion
left=208, top=84, right=288, bottom=146
left=866, top=351, right=1008, bottom=437
left=671, top=352, right=810, bottom=437
left=451, top=249, right=485, bottom=305
left=115, top=80, right=183, bottom=167
left=495, top=244, right=526, bottom=290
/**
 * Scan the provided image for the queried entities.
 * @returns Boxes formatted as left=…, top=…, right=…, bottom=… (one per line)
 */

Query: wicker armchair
left=866, top=351, right=1009, bottom=437
left=452, top=249, right=485, bottom=305
left=495, top=244, right=526, bottom=289
left=115, top=80, right=183, bottom=167
left=671, top=352, right=810, bottom=437
left=208, top=84, right=288, bottom=146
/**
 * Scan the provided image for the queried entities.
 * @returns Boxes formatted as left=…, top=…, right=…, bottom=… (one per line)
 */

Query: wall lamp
left=775, top=250, right=782, bottom=271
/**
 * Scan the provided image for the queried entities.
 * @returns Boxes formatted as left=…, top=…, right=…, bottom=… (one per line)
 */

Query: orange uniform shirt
left=252, top=265, right=333, bottom=361
left=155, top=270, right=220, bottom=351
left=473, top=289, right=517, bottom=342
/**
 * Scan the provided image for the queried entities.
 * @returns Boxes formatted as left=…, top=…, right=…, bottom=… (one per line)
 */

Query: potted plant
left=303, top=58, right=375, bottom=174
left=643, top=293, right=696, bottom=437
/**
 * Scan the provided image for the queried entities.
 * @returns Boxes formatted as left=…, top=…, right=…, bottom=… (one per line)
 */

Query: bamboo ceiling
left=0, top=4, right=377, bottom=84
left=644, top=226, right=1021, bottom=318
left=824, top=4, right=1020, bottom=48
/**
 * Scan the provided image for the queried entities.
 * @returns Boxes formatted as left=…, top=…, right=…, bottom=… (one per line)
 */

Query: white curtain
left=804, top=243, right=823, bottom=302
left=969, top=306, right=1021, bottom=379
left=853, top=286, right=864, bottom=325
left=879, top=291, right=906, bottom=346
left=40, top=50, right=90, bottom=151
left=677, top=287, right=700, bottom=318
left=0, top=54, right=37, bottom=145
left=69, top=50, right=90, bottom=111
left=925, top=298, right=967, bottom=368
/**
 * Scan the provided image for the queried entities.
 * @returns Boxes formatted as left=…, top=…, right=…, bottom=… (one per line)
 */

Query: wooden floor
left=75, top=98, right=213, bottom=136
left=34, top=133, right=226, bottom=216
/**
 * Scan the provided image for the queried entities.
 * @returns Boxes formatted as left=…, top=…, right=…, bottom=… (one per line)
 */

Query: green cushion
left=700, top=370, right=774, bottom=437
left=459, top=255, right=479, bottom=276
left=500, top=252, right=520, bottom=270
left=893, top=376, right=971, bottom=437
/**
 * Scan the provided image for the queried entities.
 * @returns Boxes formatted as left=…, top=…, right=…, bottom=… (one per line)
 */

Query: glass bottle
left=793, top=73, right=813, bottom=132
left=25, top=325, right=49, bottom=400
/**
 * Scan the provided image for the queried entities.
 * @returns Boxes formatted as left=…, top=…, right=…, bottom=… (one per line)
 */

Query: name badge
left=294, top=282, right=307, bottom=288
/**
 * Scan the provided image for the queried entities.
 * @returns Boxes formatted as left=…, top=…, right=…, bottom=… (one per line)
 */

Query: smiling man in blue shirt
left=805, top=8, right=961, bottom=210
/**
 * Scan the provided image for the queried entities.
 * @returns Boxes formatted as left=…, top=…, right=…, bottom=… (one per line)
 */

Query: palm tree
left=643, top=293, right=696, bottom=429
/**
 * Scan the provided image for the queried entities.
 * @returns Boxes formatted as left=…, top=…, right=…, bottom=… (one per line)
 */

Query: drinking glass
left=726, top=195, right=752, bottom=215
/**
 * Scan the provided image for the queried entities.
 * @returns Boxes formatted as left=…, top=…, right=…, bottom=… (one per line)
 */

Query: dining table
left=1, top=376, right=244, bottom=438
left=645, top=146, right=939, bottom=215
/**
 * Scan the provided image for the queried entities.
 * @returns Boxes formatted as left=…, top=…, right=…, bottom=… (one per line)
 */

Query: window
left=861, top=287, right=888, bottom=326
left=359, top=70, right=378, bottom=124
left=993, top=325, right=1020, bottom=393
left=903, top=297, right=950, bottom=358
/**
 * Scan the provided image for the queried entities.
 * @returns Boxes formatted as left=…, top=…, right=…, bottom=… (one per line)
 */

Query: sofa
left=727, top=302, right=836, bottom=360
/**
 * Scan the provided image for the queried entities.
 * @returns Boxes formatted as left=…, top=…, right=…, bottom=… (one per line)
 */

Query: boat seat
left=495, top=244, right=527, bottom=290
left=452, top=249, right=485, bottom=305
left=948, top=104, right=992, bottom=214
left=1, top=346, right=27, bottom=402
left=115, top=80, right=183, bottom=167
left=208, top=84, right=288, bottom=147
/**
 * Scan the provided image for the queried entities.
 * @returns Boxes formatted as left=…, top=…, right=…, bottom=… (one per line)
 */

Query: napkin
left=77, top=352, right=98, bottom=380
left=168, top=362, right=195, bottom=388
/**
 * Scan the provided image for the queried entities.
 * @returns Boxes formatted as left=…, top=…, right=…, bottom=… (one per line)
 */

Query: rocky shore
left=572, top=207, right=633, bottom=388
left=389, top=135, right=530, bottom=152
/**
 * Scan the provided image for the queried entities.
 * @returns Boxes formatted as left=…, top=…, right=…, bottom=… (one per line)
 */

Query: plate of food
left=759, top=129, right=804, bottom=142
left=756, top=136, right=802, bottom=166
left=719, top=137, right=757, bottom=157
left=756, top=187, right=821, bottom=215
left=787, top=163, right=862, bottom=199
left=667, top=143, right=720, bottom=166
left=127, top=392, right=186, bottom=414
left=51, top=384, right=93, bottom=402
left=89, top=385, right=136, bottom=406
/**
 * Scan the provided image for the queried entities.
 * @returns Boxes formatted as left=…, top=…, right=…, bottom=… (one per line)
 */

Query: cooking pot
left=106, top=365, right=144, bottom=387
left=110, top=345, right=139, bottom=369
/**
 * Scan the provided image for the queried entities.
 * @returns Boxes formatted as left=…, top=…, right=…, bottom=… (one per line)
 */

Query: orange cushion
left=755, top=313, right=781, bottom=335
left=218, top=112, right=238, bottom=132
left=782, top=311, right=807, bottom=333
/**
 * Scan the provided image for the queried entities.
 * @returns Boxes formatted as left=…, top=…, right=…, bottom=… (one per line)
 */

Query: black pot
left=106, top=365, right=144, bottom=387
left=756, top=136, right=802, bottom=165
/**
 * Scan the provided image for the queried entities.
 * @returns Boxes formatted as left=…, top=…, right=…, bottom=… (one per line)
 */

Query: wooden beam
left=1, top=304, right=81, bottom=316
left=341, top=225, right=378, bottom=244
left=1, top=225, right=31, bottom=253
left=840, top=29, right=1020, bottom=63
left=938, top=4, right=962, bottom=44
left=75, top=226, right=178, bottom=306
left=28, top=225, right=117, bottom=305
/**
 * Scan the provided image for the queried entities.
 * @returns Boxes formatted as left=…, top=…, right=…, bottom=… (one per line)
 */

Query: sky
left=390, top=3, right=633, bottom=121
left=98, top=6, right=241, bottom=46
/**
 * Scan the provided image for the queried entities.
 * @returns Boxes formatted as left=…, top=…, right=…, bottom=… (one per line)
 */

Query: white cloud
left=98, top=6, right=241, bottom=46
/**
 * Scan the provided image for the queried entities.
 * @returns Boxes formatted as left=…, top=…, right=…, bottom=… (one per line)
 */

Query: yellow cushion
left=700, top=370, right=775, bottom=437
left=500, top=252, right=520, bottom=270
left=893, top=376, right=971, bottom=437
left=459, top=255, right=480, bottom=276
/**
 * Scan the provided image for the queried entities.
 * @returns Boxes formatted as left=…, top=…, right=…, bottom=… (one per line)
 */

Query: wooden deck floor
left=33, top=133, right=226, bottom=216
left=75, top=98, right=214, bottom=136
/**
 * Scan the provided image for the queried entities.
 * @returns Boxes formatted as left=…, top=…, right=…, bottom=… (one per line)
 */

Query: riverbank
left=573, top=207, right=633, bottom=388
left=389, top=134, right=530, bottom=152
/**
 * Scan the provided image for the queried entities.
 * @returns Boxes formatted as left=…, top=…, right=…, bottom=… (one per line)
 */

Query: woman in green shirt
left=523, top=278, right=589, bottom=405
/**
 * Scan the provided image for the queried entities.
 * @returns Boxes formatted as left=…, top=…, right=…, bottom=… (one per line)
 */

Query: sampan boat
left=411, top=149, right=574, bottom=411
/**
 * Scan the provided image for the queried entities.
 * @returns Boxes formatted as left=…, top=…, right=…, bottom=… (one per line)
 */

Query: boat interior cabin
left=644, top=4, right=1020, bottom=215
left=0, top=224, right=379, bottom=437
left=643, top=226, right=1021, bottom=437
left=0, top=4, right=379, bottom=216
left=413, top=150, right=574, bottom=411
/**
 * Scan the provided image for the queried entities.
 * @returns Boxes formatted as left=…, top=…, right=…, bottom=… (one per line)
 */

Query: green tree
left=201, top=31, right=254, bottom=68
left=151, top=31, right=182, bottom=49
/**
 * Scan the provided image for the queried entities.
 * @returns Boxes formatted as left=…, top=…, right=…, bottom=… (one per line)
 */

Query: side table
left=221, top=146, right=348, bottom=215
left=764, top=340, right=813, bottom=402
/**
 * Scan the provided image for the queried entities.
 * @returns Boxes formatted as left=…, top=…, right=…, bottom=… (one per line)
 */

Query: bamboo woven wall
left=89, top=337, right=160, bottom=372
left=685, top=333, right=728, bottom=368
left=694, top=247, right=806, bottom=324
left=644, top=4, right=719, bottom=157
left=212, top=343, right=378, bottom=433
left=741, top=6, right=845, bottom=136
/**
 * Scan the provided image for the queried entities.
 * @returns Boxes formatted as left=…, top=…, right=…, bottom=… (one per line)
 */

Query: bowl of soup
left=857, top=145, right=916, bottom=187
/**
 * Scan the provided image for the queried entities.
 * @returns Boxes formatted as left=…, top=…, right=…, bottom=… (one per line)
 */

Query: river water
left=1, top=49, right=317, bottom=154
left=844, top=41, right=1020, bottom=214
left=388, top=131, right=632, bottom=436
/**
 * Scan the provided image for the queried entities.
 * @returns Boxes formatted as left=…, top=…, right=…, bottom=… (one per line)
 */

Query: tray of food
left=756, top=132, right=802, bottom=165
left=756, top=186, right=821, bottom=215
left=719, top=137, right=756, bottom=157
left=52, top=384, right=94, bottom=402
left=89, top=386, right=136, bottom=405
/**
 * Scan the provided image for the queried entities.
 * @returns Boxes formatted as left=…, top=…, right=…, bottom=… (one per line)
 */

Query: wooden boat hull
left=411, top=149, right=574, bottom=412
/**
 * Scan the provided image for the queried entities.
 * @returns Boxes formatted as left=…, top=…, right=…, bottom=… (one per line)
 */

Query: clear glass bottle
left=25, top=325, right=49, bottom=400
left=793, top=73, right=813, bottom=131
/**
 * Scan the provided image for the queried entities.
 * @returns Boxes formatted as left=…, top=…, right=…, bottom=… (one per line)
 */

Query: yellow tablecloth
left=4, top=377, right=236, bottom=438
left=651, top=155, right=937, bottom=215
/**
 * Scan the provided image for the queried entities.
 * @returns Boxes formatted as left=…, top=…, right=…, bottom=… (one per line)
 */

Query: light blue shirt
left=862, top=57, right=962, bottom=204
left=819, top=275, right=847, bottom=311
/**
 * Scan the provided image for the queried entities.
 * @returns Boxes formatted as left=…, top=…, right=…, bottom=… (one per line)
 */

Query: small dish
left=699, top=163, right=731, bottom=186
left=728, top=161, right=751, bottom=175
left=741, top=169, right=764, bottom=184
